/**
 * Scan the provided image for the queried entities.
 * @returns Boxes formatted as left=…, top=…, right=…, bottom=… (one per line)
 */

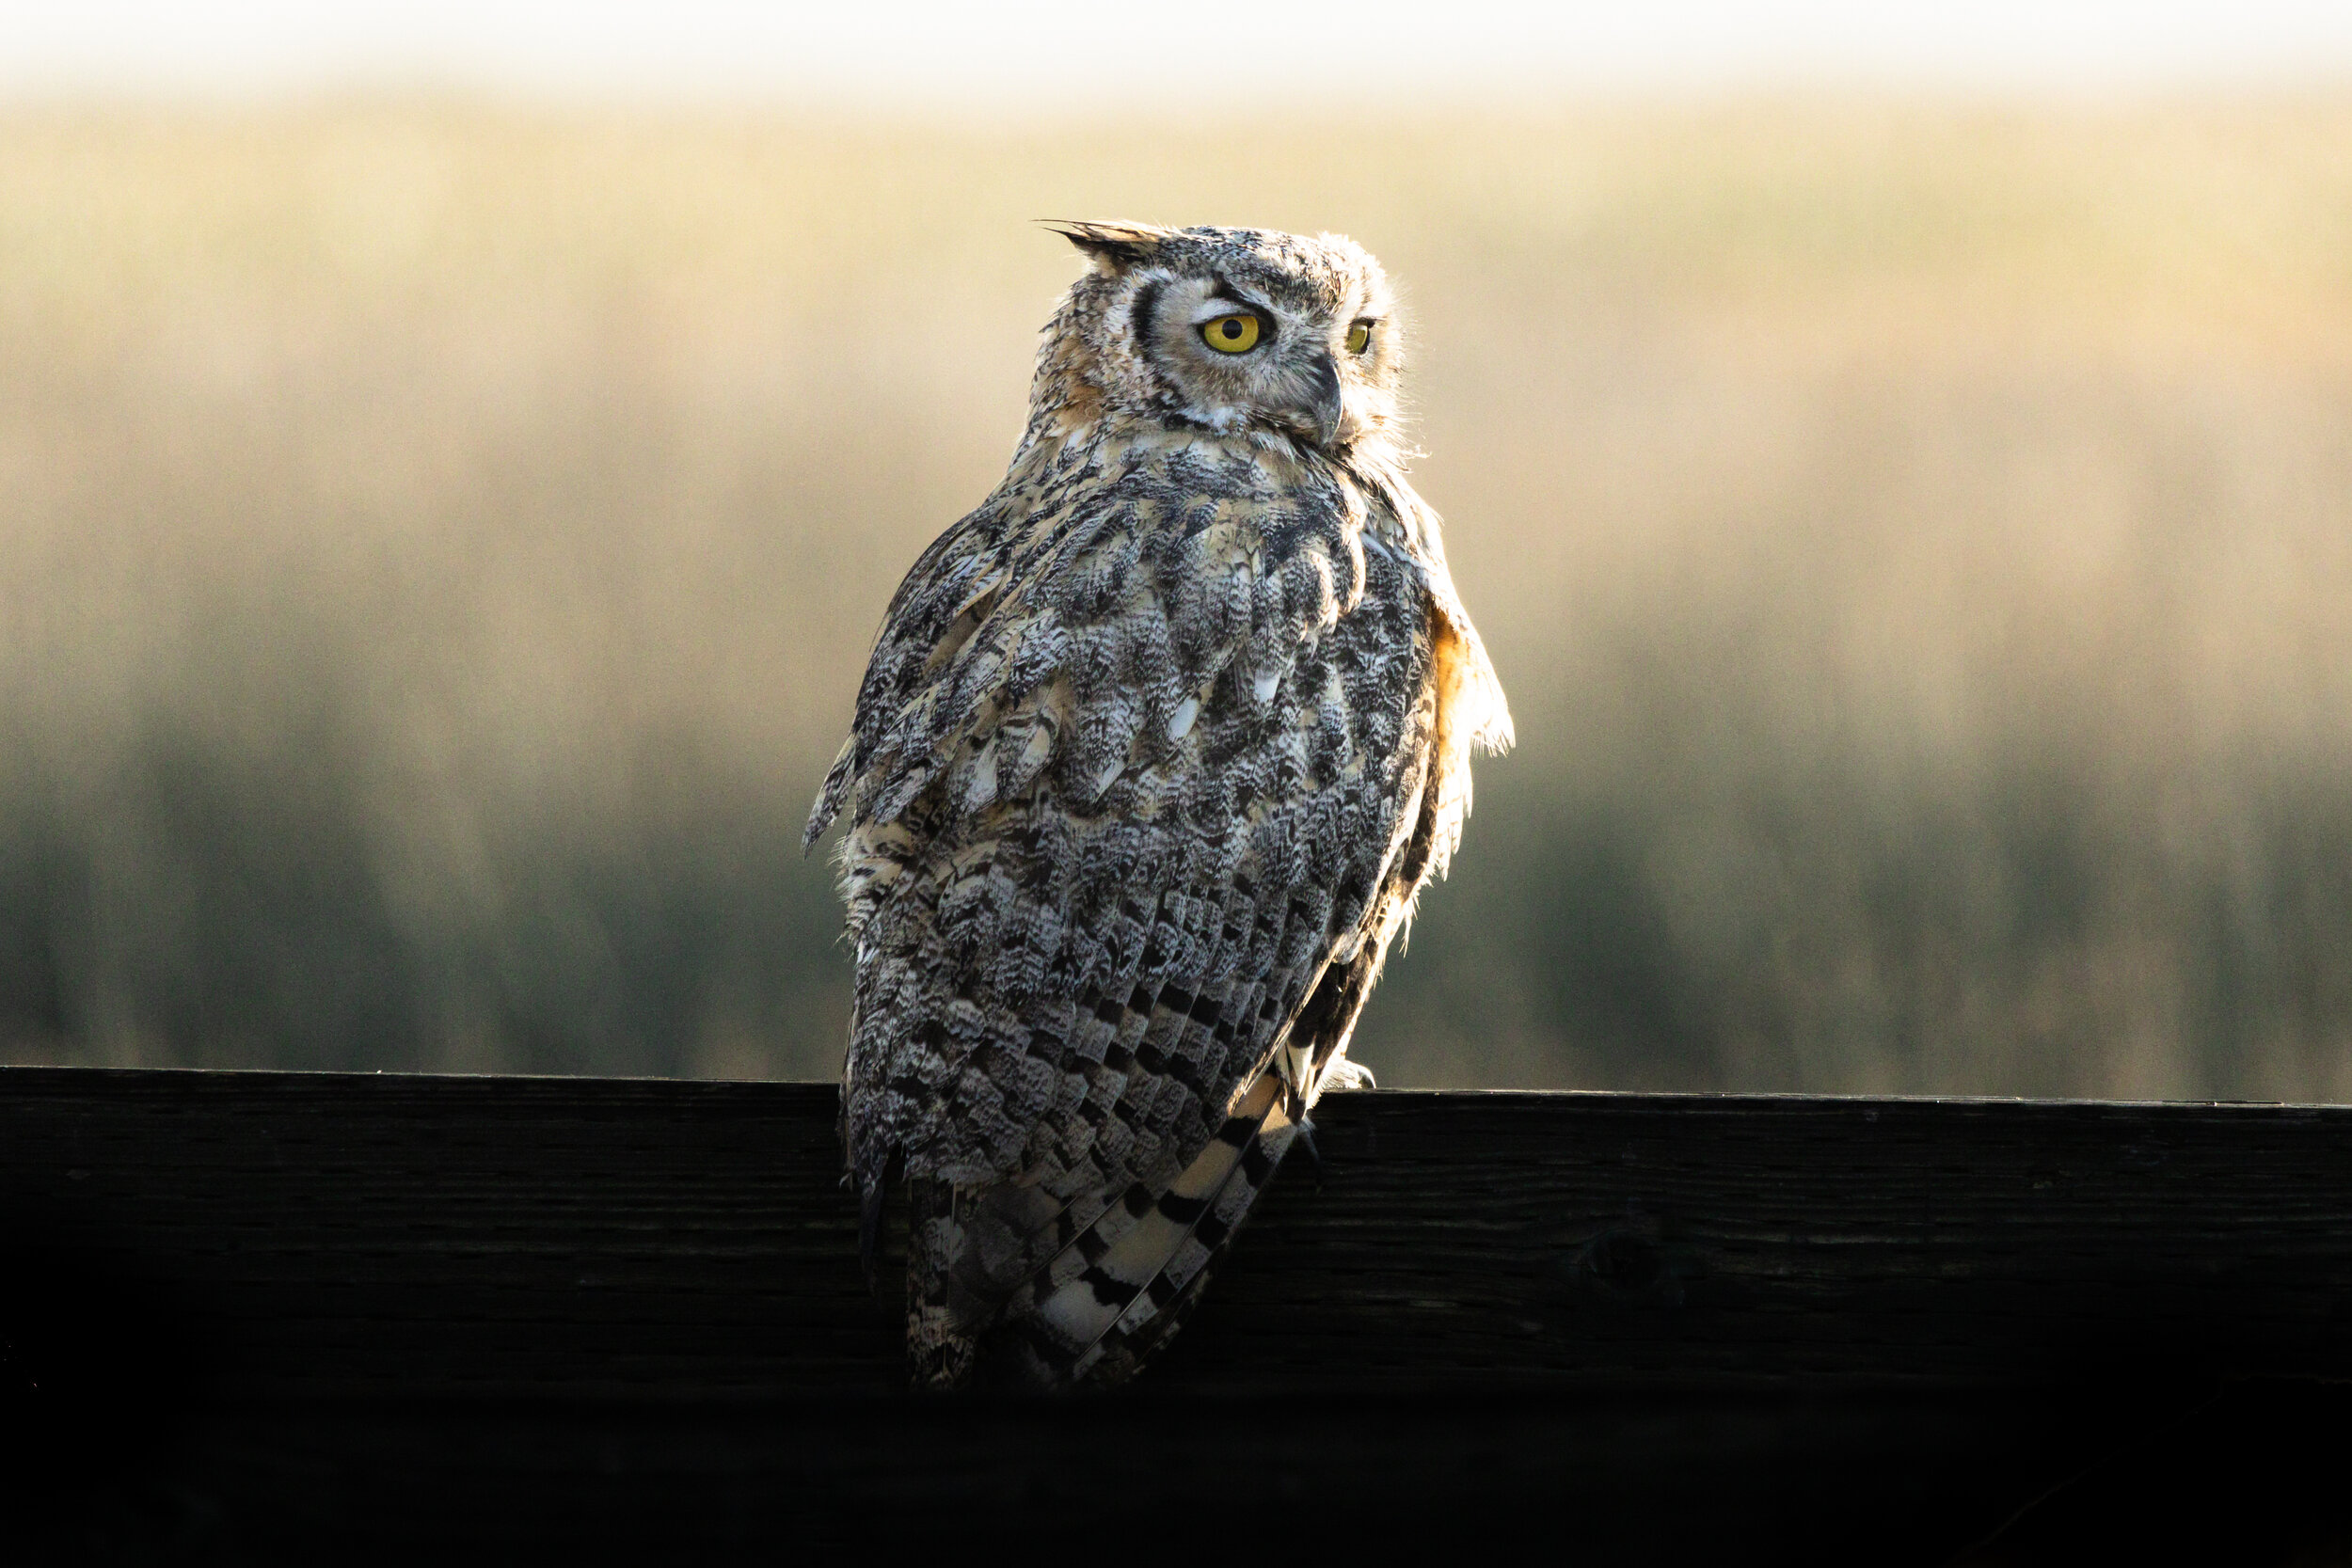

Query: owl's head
left=1032, top=221, right=1405, bottom=456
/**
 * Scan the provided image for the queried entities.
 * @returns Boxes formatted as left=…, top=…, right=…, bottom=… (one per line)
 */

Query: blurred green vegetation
left=5, top=98, right=2352, bottom=1096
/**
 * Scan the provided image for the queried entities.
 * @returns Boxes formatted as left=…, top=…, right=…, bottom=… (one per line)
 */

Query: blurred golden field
left=6, top=97, right=2352, bottom=1096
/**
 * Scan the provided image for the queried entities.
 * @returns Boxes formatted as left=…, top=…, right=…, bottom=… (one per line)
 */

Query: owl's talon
left=1296, top=1117, right=1322, bottom=1170
left=1320, top=1057, right=1378, bottom=1092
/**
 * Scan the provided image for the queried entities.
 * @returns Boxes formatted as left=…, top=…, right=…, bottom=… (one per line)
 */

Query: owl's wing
left=809, top=454, right=1441, bottom=1383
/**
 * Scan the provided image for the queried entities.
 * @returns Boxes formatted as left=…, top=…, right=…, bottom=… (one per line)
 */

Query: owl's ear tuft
left=1041, top=219, right=1171, bottom=276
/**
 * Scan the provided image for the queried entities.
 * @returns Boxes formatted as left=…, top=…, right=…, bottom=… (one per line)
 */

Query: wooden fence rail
left=4, top=1067, right=2349, bottom=1561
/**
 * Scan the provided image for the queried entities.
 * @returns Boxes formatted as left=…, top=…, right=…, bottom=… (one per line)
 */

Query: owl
left=805, top=221, right=1511, bottom=1389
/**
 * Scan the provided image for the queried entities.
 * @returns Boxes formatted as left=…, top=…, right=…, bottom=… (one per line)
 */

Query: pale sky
left=6, top=1, right=2352, bottom=110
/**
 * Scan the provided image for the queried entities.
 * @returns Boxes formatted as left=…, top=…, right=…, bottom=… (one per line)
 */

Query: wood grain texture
left=7, top=1068, right=2352, bottom=1561
left=4, top=1067, right=2350, bottom=1398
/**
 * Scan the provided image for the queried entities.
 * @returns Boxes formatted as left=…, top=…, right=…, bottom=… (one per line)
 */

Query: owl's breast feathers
left=806, top=429, right=1507, bottom=1385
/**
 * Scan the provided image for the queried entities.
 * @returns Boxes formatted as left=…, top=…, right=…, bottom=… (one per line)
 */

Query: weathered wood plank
left=4, top=1067, right=2350, bottom=1398
left=7, top=1068, right=2352, bottom=1560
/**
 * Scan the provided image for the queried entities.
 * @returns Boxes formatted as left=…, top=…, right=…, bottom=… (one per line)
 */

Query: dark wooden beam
left=7, top=1068, right=2351, bottom=1396
left=5, top=1067, right=2351, bottom=1560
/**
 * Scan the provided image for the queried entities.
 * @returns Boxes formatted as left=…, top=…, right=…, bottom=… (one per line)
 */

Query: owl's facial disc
left=1137, top=273, right=1387, bottom=451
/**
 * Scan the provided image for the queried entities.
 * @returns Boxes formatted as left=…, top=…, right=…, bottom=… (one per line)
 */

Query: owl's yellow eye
left=1345, top=321, right=1373, bottom=356
left=1200, top=313, right=1262, bottom=355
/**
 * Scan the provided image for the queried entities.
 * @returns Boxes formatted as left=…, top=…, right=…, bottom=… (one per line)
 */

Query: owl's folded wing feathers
left=811, top=459, right=1452, bottom=1384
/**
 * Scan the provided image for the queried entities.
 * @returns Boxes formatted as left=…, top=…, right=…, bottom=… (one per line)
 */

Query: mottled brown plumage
left=805, top=222, right=1510, bottom=1387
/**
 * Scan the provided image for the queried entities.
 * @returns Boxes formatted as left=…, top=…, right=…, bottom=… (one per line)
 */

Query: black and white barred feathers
left=804, top=222, right=1511, bottom=1388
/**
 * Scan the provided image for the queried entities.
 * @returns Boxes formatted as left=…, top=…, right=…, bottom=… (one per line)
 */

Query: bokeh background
left=7, top=6, right=2352, bottom=1098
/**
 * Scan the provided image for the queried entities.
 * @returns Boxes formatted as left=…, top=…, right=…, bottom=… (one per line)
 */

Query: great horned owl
left=805, top=221, right=1510, bottom=1388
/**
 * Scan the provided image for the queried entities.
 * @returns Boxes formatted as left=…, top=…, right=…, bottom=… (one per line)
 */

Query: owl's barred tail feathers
left=904, top=1178, right=978, bottom=1390
left=904, top=1069, right=1296, bottom=1390
left=1016, top=1071, right=1296, bottom=1386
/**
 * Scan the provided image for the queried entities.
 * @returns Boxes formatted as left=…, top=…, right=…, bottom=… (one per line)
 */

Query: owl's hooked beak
left=1301, top=350, right=1346, bottom=449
